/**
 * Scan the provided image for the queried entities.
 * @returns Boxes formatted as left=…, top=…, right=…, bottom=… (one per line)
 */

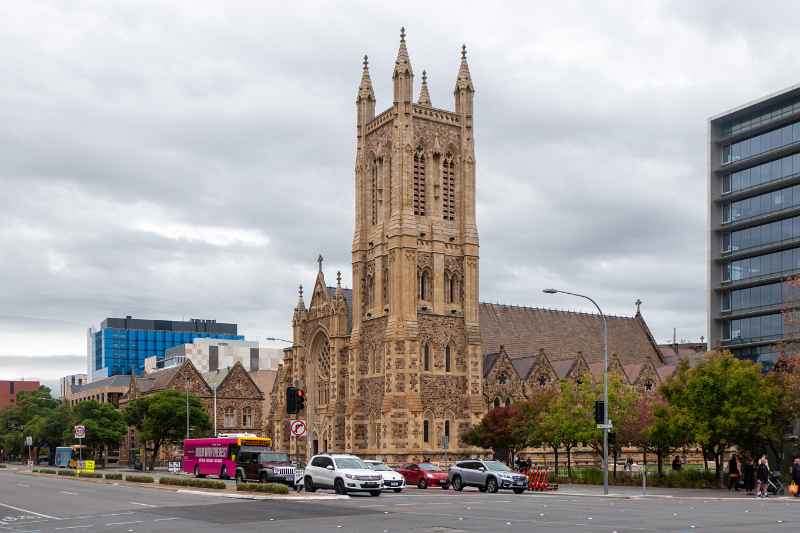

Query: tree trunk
left=566, top=446, right=572, bottom=478
left=702, top=444, right=709, bottom=473
left=149, top=440, right=160, bottom=472
left=656, top=449, right=663, bottom=476
left=613, top=447, right=618, bottom=482
left=102, top=444, right=108, bottom=469
left=552, top=445, right=559, bottom=478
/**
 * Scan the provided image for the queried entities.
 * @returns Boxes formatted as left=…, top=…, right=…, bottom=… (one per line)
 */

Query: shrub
left=158, top=476, right=226, bottom=489
left=125, top=474, right=154, bottom=483
left=34, top=468, right=58, bottom=474
left=78, top=471, right=103, bottom=478
left=236, top=482, right=289, bottom=494
left=58, top=469, right=77, bottom=477
left=104, top=473, right=123, bottom=480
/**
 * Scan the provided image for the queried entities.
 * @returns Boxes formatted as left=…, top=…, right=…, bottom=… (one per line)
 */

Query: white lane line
left=153, top=518, right=179, bottom=522
left=16, top=484, right=30, bottom=488
left=128, top=502, right=156, bottom=508
left=59, top=491, right=78, bottom=496
left=0, top=502, right=60, bottom=520
left=54, top=526, right=93, bottom=530
left=105, top=521, right=143, bottom=526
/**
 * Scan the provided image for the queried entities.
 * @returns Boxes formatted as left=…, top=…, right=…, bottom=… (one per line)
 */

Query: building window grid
left=722, top=183, right=800, bottom=225
left=723, top=248, right=800, bottom=283
left=723, top=153, right=800, bottom=196
left=722, top=121, right=800, bottom=165
left=722, top=313, right=784, bottom=343
left=722, top=214, right=800, bottom=254
left=722, top=100, right=800, bottom=138
left=720, top=281, right=797, bottom=313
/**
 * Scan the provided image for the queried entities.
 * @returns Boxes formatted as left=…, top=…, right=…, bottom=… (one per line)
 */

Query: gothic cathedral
left=269, top=29, right=486, bottom=462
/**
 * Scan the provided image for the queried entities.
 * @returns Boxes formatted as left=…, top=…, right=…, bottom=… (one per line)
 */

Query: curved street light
left=543, top=288, right=609, bottom=496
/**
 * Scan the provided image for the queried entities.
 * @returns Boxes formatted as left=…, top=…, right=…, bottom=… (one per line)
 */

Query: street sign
left=25, top=436, right=32, bottom=447
left=290, top=419, right=307, bottom=438
left=77, top=460, right=95, bottom=473
left=168, top=461, right=181, bottom=473
left=74, top=425, right=86, bottom=439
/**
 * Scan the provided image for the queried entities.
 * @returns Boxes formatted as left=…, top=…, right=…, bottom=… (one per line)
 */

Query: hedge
left=125, top=474, right=155, bottom=483
left=236, top=482, right=289, bottom=494
left=104, top=473, right=123, bottom=480
left=0, top=464, right=6, bottom=468
left=78, top=471, right=103, bottom=478
left=34, top=468, right=57, bottom=474
left=158, top=476, right=226, bottom=489
left=58, top=470, right=77, bottom=477
left=551, top=467, right=720, bottom=489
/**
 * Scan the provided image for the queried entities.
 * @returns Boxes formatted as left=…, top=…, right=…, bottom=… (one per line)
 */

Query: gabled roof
left=479, top=303, right=665, bottom=365
left=327, top=286, right=353, bottom=333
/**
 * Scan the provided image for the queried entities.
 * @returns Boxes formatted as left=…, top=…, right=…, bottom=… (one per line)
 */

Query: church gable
left=309, top=270, right=330, bottom=310
left=525, top=349, right=559, bottom=390
left=483, top=349, right=525, bottom=407
left=217, top=362, right=264, bottom=400
left=163, top=360, right=212, bottom=397
left=631, top=358, right=660, bottom=394
left=566, top=352, right=591, bottom=382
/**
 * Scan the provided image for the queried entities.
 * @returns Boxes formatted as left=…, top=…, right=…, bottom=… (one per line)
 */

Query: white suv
left=304, top=454, right=383, bottom=496
left=364, top=460, right=405, bottom=492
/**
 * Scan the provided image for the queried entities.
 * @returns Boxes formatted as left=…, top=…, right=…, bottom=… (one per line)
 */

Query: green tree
left=0, top=386, right=63, bottom=463
left=461, top=405, right=525, bottom=463
left=538, top=381, right=594, bottom=477
left=124, top=390, right=210, bottom=471
left=645, top=396, right=693, bottom=476
left=68, top=401, right=126, bottom=467
left=27, top=404, right=72, bottom=464
left=660, top=352, right=777, bottom=481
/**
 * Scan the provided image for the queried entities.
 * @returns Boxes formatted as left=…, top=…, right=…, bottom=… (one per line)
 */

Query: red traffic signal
left=296, top=389, right=306, bottom=412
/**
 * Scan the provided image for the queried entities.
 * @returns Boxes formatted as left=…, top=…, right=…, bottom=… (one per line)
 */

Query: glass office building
left=87, top=316, right=243, bottom=380
left=709, top=85, right=800, bottom=369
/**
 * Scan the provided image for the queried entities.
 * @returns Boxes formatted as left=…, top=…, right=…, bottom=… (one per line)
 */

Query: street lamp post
left=185, top=377, right=190, bottom=440
left=543, top=288, right=609, bottom=496
left=213, top=384, right=218, bottom=437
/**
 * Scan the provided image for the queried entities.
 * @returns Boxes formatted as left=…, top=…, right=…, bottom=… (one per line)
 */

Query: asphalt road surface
left=1, top=468, right=798, bottom=532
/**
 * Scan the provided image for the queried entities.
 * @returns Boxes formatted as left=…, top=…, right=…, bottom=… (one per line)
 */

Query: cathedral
left=268, top=30, right=675, bottom=463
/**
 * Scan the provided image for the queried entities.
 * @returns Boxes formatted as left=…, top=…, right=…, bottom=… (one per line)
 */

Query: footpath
left=552, top=482, right=797, bottom=500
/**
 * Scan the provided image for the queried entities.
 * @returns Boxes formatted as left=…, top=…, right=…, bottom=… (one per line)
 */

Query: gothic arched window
left=445, top=345, right=452, bottom=372
left=314, top=334, right=331, bottom=406
left=444, top=273, right=451, bottom=303
left=366, top=274, right=375, bottom=310
left=418, top=269, right=431, bottom=301
left=422, top=343, right=430, bottom=371
left=371, top=158, right=378, bottom=225
left=382, top=266, right=389, bottom=307
left=493, top=397, right=501, bottom=409
left=498, top=372, right=508, bottom=385
left=449, top=274, right=460, bottom=305
left=423, top=419, right=430, bottom=443
left=444, top=420, right=450, bottom=441
left=413, top=147, right=426, bottom=216
left=505, top=398, right=512, bottom=407
left=441, top=153, right=455, bottom=220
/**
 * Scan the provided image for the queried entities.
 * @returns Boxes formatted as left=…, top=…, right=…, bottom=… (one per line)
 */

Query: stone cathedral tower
left=348, top=28, right=484, bottom=459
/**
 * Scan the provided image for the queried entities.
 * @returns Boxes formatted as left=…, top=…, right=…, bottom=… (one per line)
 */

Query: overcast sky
left=2, top=1, right=799, bottom=384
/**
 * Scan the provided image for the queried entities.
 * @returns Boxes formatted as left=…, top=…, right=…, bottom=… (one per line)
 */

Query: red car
left=395, top=462, right=450, bottom=489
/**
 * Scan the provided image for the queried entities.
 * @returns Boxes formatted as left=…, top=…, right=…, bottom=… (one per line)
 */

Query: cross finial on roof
left=298, top=284, right=303, bottom=299
left=461, top=44, right=467, bottom=60
left=336, top=271, right=342, bottom=287
left=363, top=54, right=368, bottom=69
left=400, top=26, right=406, bottom=42
left=700, top=335, right=705, bottom=344
left=317, top=254, right=324, bottom=273
left=635, top=298, right=642, bottom=314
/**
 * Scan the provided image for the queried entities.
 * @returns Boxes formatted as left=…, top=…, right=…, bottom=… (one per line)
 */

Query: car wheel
left=513, top=488, right=525, bottom=494
left=486, top=477, right=498, bottom=494
left=219, top=466, right=228, bottom=480
left=452, top=475, right=464, bottom=492
left=393, top=488, right=402, bottom=493
left=304, top=476, right=316, bottom=492
left=478, top=485, right=487, bottom=492
left=370, top=490, right=381, bottom=497
left=259, top=472, right=268, bottom=484
left=441, top=482, right=450, bottom=490
left=418, top=478, right=428, bottom=489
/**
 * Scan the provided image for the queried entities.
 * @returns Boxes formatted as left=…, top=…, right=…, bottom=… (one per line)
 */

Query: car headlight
left=345, top=473, right=355, bottom=479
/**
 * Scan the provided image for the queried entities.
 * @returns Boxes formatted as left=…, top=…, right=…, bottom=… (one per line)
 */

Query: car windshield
left=367, top=462, right=392, bottom=471
left=259, top=453, right=290, bottom=462
left=419, top=463, right=441, bottom=471
left=335, top=457, right=368, bottom=469
left=484, top=461, right=512, bottom=472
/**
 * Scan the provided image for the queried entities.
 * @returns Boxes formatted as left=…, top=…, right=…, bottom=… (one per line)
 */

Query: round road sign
left=290, top=419, right=307, bottom=438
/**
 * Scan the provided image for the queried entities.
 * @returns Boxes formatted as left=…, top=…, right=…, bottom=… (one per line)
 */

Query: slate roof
left=134, top=366, right=182, bottom=394
left=479, top=303, right=664, bottom=366
left=72, top=374, right=130, bottom=394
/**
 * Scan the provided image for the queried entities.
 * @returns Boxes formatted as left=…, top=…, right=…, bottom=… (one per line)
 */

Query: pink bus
left=183, top=436, right=272, bottom=479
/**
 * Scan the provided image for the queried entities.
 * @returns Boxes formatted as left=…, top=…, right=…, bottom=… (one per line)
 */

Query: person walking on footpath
left=756, top=456, right=770, bottom=498
left=672, top=455, right=682, bottom=471
left=727, top=453, right=741, bottom=491
left=791, top=457, right=800, bottom=497
left=742, top=456, right=756, bottom=495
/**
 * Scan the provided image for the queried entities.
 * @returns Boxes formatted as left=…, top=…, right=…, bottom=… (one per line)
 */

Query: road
left=1, top=468, right=798, bottom=532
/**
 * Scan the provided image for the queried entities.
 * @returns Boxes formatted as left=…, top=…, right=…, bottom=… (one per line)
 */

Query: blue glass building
left=87, top=316, right=243, bottom=380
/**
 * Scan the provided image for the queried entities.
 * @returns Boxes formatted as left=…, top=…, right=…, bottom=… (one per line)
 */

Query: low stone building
left=63, top=374, right=130, bottom=407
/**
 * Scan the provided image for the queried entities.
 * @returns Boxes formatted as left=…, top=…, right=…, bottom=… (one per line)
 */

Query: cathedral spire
left=357, top=54, right=375, bottom=124
left=393, top=26, right=413, bottom=106
left=418, top=70, right=432, bottom=107
left=454, top=43, right=474, bottom=115
left=295, top=284, right=305, bottom=310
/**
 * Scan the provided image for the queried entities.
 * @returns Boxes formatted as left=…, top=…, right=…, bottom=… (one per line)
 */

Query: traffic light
left=594, top=400, right=605, bottom=425
left=286, top=386, right=297, bottom=414
left=608, top=431, right=617, bottom=446
left=296, top=389, right=305, bottom=412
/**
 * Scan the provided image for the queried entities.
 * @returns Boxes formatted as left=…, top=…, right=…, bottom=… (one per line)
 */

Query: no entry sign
left=290, top=419, right=307, bottom=438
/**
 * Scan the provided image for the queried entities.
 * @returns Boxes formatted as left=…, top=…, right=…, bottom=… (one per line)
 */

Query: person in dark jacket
left=742, top=456, right=756, bottom=495
left=671, top=455, right=682, bottom=471
left=792, top=457, right=800, bottom=497
left=727, top=454, right=741, bottom=491
left=756, top=456, right=770, bottom=498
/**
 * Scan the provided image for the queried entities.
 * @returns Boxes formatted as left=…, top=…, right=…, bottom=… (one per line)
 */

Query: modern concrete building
left=65, top=375, right=131, bottom=407
left=709, top=85, right=800, bottom=368
left=144, top=339, right=283, bottom=374
left=87, top=316, right=243, bottom=381
left=59, top=373, right=87, bottom=400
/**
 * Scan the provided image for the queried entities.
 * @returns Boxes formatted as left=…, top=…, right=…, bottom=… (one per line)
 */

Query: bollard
left=642, top=467, right=646, bottom=496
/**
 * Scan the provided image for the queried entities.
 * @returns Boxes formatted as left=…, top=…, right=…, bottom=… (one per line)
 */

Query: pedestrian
left=624, top=457, right=633, bottom=479
left=742, top=456, right=756, bottom=495
left=671, top=455, right=682, bottom=471
left=516, top=454, right=526, bottom=472
left=727, top=453, right=741, bottom=491
left=791, top=457, right=800, bottom=497
left=756, top=456, right=770, bottom=498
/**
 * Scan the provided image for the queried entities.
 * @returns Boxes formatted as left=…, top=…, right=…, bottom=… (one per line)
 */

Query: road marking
left=16, top=484, right=29, bottom=488
left=128, top=502, right=156, bottom=508
left=59, top=492, right=78, bottom=496
left=153, top=518, right=179, bottom=522
left=105, top=521, right=143, bottom=526
left=0, top=503, right=59, bottom=520
left=54, top=526, right=93, bottom=530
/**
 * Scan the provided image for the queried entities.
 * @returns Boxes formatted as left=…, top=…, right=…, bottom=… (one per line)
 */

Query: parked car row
left=302, top=454, right=528, bottom=496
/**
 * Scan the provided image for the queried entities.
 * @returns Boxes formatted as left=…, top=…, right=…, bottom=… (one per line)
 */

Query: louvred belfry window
left=371, top=160, right=378, bottom=225
left=442, top=153, right=455, bottom=220
left=413, top=147, right=426, bottom=215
